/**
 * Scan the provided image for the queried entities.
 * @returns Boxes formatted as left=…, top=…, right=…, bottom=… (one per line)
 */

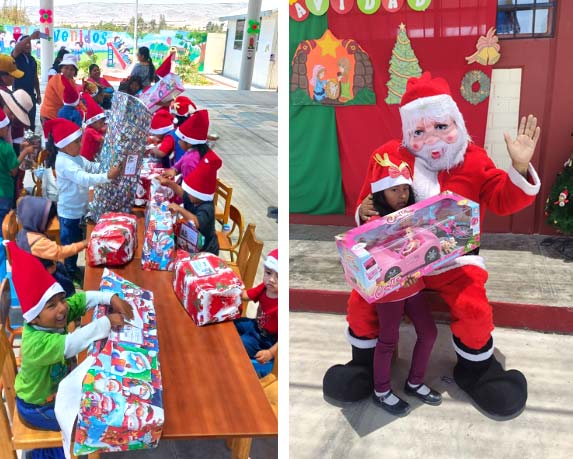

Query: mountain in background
left=25, top=2, right=248, bottom=29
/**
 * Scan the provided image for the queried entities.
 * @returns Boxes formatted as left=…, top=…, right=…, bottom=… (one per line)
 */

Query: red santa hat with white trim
left=399, top=71, right=468, bottom=143
left=149, top=110, right=174, bottom=135
left=155, top=51, right=174, bottom=79
left=62, top=75, right=81, bottom=106
left=264, top=249, right=278, bottom=273
left=83, top=92, right=105, bottom=126
left=6, top=241, right=65, bottom=322
left=0, top=108, right=10, bottom=129
left=176, top=110, right=208, bottom=145
left=370, top=151, right=413, bottom=194
left=43, top=118, right=82, bottom=149
left=182, top=150, right=222, bottom=201
left=170, top=95, right=196, bottom=120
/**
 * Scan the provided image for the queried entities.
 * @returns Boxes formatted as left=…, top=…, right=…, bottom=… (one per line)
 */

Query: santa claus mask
left=405, top=116, right=468, bottom=172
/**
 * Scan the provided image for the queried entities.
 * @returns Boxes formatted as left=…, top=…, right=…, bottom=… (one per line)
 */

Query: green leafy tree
left=545, top=155, right=573, bottom=234
left=0, top=0, right=30, bottom=25
left=385, top=23, right=422, bottom=105
left=175, top=52, right=210, bottom=86
left=158, top=14, right=167, bottom=30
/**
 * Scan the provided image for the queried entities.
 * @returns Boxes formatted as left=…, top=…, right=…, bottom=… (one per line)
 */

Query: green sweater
left=0, top=139, right=19, bottom=199
left=15, top=292, right=89, bottom=405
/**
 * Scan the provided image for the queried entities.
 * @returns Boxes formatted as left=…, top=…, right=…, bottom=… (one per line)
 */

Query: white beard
left=408, top=134, right=468, bottom=172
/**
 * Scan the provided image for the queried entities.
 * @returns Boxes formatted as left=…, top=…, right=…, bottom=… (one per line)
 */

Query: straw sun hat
left=0, top=89, right=33, bottom=126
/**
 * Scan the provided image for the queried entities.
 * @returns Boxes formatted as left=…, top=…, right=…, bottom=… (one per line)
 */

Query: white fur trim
left=175, top=127, right=207, bottom=145
left=371, top=175, right=412, bottom=194
left=182, top=181, right=214, bottom=201
left=425, top=254, right=486, bottom=276
left=55, top=128, right=82, bottom=148
left=63, top=98, right=80, bottom=106
left=354, top=206, right=361, bottom=226
left=345, top=324, right=377, bottom=349
left=264, top=255, right=278, bottom=273
left=508, top=163, right=541, bottom=196
left=0, top=116, right=9, bottom=128
left=412, top=158, right=441, bottom=201
left=23, top=282, right=65, bottom=322
left=85, top=112, right=106, bottom=126
left=452, top=335, right=494, bottom=361
left=149, top=124, right=173, bottom=135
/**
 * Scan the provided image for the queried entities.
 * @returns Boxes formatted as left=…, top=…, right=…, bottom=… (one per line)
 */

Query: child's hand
left=403, top=275, right=418, bottom=288
left=158, top=176, right=174, bottom=187
left=162, top=169, right=176, bottom=179
left=110, top=294, right=134, bottom=320
left=167, top=203, right=182, bottom=214
left=107, top=313, right=125, bottom=329
left=255, top=349, right=274, bottom=364
left=107, top=163, right=123, bottom=180
left=240, top=290, right=250, bottom=302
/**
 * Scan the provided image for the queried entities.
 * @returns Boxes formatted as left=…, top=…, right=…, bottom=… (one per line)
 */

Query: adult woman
left=47, top=47, right=69, bottom=79
left=129, top=46, right=155, bottom=88
left=40, top=54, right=84, bottom=122
left=87, top=64, right=113, bottom=109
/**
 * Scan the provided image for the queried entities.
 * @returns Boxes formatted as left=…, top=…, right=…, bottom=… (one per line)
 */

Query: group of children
left=4, top=81, right=279, bottom=458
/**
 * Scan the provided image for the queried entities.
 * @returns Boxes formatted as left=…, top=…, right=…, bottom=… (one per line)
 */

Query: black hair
left=51, top=48, right=69, bottom=71
left=47, top=201, right=58, bottom=227
left=118, top=75, right=143, bottom=96
left=88, top=63, right=99, bottom=74
left=138, top=46, right=155, bottom=82
left=174, top=114, right=188, bottom=125
left=195, top=143, right=210, bottom=158
left=372, top=185, right=415, bottom=217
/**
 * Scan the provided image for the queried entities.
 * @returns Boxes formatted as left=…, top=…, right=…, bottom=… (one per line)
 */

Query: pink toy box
left=335, top=191, right=480, bottom=303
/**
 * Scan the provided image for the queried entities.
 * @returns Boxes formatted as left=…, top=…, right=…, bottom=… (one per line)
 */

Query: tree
left=158, top=14, right=167, bottom=31
left=385, top=23, right=422, bottom=105
left=0, top=0, right=30, bottom=25
left=545, top=154, right=573, bottom=234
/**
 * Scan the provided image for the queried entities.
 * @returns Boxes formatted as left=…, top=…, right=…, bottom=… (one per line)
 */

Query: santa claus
left=323, top=72, right=541, bottom=418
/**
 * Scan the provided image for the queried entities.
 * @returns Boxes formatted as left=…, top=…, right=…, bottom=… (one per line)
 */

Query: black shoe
left=372, top=391, right=411, bottom=416
left=404, top=382, right=442, bottom=406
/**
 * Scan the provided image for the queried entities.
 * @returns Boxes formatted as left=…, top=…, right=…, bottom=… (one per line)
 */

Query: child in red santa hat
left=56, top=75, right=83, bottom=127
left=6, top=241, right=132, bottom=455
left=170, top=94, right=219, bottom=142
left=161, top=109, right=212, bottom=179
left=159, top=150, right=222, bottom=255
left=44, top=118, right=122, bottom=285
left=80, top=92, right=107, bottom=161
left=146, top=109, right=177, bottom=168
left=235, top=249, right=279, bottom=378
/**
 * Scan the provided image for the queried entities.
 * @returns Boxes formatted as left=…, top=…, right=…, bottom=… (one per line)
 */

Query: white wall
left=222, top=12, right=277, bottom=88
left=484, top=68, right=522, bottom=171
left=203, top=32, right=226, bottom=74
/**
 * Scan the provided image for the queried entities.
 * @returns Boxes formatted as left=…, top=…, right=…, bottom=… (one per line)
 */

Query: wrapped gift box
left=134, top=159, right=166, bottom=207
left=87, top=213, right=138, bottom=267
left=138, top=73, right=184, bottom=113
left=336, top=191, right=480, bottom=303
left=141, top=195, right=176, bottom=271
left=74, top=269, right=163, bottom=455
left=173, top=251, right=244, bottom=326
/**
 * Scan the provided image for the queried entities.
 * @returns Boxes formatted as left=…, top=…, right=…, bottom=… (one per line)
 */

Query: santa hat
left=182, top=150, right=222, bottom=201
left=399, top=72, right=468, bottom=142
left=175, top=110, right=209, bottom=145
left=370, top=151, right=412, bottom=194
left=43, top=118, right=82, bottom=149
left=0, top=108, right=10, bottom=129
left=264, top=249, right=278, bottom=273
left=170, top=95, right=196, bottom=120
left=62, top=76, right=80, bottom=106
left=83, top=92, right=105, bottom=126
left=6, top=241, right=65, bottom=322
left=149, top=110, right=174, bottom=135
left=155, top=52, right=174, bottom=79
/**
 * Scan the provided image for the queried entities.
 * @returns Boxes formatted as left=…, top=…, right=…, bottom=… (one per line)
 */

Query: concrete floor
left=290, top=312, right=573, bottom=459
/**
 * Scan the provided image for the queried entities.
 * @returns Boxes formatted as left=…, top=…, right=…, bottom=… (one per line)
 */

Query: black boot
left=453, top=336, right=527, bottom=418
left=323, top=343, right=375, bottom=402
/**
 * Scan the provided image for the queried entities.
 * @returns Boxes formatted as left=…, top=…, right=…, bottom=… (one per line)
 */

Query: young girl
left=361, top=152, right=440, bottom=416
left=44, top=118, right=122, bottom=286
left=147, top=109, right=176, bottom=168
left=15, top=196, right=87, bottom=297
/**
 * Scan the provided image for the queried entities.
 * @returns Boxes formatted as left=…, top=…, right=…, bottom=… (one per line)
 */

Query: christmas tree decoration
left=385, top=23, right=423, bottom=105
left=291, top=29, right=376, bottom=106
left=465, top=27, right=501, bottom=66
left=545, top=154, right=573, bottom=234
left=460, top=70, right=490, bottom=105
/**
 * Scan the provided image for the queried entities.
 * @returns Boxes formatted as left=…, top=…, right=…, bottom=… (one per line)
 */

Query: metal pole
left=133, top=0, right=139, bottom=62
left=238, top=0, right=262, bottom=90
left=39, top=0, right=54, bottom=83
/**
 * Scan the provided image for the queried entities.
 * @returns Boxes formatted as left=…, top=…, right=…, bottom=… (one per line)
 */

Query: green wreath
left=460, top=70, right=490, bottom=105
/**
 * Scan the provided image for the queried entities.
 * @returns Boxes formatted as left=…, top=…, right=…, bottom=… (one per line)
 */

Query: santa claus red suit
left=323, top=72, right=541, bottom=418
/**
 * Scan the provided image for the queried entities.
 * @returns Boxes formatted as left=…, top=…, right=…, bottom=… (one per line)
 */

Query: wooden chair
left=2, top=210, right=18, bottom=242
left=214, top=178, right=233, bottom=226
left=0, top=278, right=22, bottom=350
left=30, top=149, right=48, bottom=197
left=228, top=223, right=264, bottom=291
left=216, top=205, right=245, bottom=262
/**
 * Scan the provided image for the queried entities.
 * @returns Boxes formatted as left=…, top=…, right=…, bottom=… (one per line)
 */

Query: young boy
left=235, top=249, right=278, bottom=377
left=158, top=150, right=221, bottom=255
left=7, top=241, right=133, bottom=433
left=80, top=93, right=106, bottom=161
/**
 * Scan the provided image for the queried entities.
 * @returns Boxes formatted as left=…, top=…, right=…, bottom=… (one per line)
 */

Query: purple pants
left=374, top=292, right=437, bottom=393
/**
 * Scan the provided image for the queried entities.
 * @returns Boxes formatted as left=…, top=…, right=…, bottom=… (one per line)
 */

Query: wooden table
left=83, top=213, right=277, bottom=457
